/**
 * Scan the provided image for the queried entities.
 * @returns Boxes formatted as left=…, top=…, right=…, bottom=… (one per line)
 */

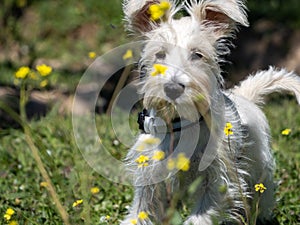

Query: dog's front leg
left=183, top=181, right=223, bottom=225
left=120, top=183, right=169, bottom=225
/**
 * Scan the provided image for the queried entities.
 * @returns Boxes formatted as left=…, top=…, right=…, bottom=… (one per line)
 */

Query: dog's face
left=123, top=0, right=248, bottom=122
left=140, top=18, right=221, bottom=122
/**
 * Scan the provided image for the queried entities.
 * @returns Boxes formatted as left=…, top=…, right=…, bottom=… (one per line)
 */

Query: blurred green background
left=1, top=0, right=300, bottom=86
left=0, top=0, right=299, bottom=224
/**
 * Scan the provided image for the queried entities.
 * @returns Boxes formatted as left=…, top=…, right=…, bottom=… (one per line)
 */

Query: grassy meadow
left=0, top=98, right=299, bottom=224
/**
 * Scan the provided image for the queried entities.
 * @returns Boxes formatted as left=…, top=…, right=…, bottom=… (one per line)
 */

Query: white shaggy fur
left=120, top=0, right=300, bottom=224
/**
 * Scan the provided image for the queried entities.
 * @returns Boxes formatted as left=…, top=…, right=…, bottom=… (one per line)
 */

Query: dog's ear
left=188, top=0, right=249, bottom=36
left=123, top=0, right=173, bottom=34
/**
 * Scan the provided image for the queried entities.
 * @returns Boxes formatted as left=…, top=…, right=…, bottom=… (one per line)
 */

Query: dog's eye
left=155, top=51, right=166, bottom=60
left=190, top=51, right=203, bottom=61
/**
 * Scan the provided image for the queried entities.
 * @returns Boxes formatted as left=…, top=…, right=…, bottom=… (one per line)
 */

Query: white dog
left=120, top=0, right=300, bottom=224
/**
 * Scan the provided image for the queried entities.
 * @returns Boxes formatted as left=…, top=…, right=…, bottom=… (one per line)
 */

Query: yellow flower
left=138, top=211, right=149, bottom=220
left=135, top=155, right=149, bottom=168
left=130, top=219, right=137, bottom=224
left=148, top=1, right=171, bottom=21
left=105, top=215, right=110, bottom=220
left=167, top=158, right=175, bottom=170
left=39, top=79, right=49, bottom=88
left=224, top=122, right=233, bottom=136
left=152, top=150, right=165, bottom=161
left=135, top=155, right=149, bottom=164
left=72, top=199, right=83, bottom=207
left=36, top=64, right=52, bottom=76
left=40, top=181, right=48, bottom=188
left=123, top=49, right=133, bottom=60
left=142, top=136, right=160, bottom=145
left=255, top=183, right=266, bottom=193
left=281, top=128, right=291, bottom=136
left=15, top=66, right=30, bottom=79
left=151, top=64, right=168, bottom=76
left=176, top=153, right=190, bottom=171
left=4, top=208, right=15, bottom=221
left=9, top=220, right=18, bottom=225
left=90, top=187, right=100, bottom=194
left=88, top=51, right=97, bottom=59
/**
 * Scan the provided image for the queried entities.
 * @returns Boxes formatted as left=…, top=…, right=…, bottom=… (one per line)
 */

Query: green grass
left=0, top=110, right=134, bottom=225
left=265, top=97, right=300, bottom=224
left=0, top=98, right=299, bottom=224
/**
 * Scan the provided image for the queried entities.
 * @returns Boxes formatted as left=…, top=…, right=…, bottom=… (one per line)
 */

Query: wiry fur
left=233, top=67, right=300, bottom=106
left=120, top=0, right=300, bottom=224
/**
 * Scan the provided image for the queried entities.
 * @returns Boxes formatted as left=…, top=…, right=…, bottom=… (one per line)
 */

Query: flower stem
left=23, top=125, right=71, bottom=225
left=1, top=85, right=71, bottom=225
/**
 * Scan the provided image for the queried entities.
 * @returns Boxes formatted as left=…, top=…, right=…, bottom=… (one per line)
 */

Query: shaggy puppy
left=120, top=0, right=300, bottom=224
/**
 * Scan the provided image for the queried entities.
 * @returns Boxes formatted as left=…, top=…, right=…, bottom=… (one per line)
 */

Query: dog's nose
left=164, top=83, right=185, bottom=100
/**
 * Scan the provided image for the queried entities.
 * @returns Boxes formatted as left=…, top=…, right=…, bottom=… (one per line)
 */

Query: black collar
left=137, top=109, right=203, bottom=133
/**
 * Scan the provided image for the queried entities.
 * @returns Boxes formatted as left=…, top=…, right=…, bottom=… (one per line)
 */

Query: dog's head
left=123, top=0, right=248, bottom=122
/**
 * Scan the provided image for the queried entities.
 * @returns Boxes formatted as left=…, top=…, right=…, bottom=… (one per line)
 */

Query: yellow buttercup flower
left=135, top=155, right=150, bottom=168
left=138, top=211, right=149, bottom=220
left=176, top=153, right=190, bottom=171
left=72, top=199, right=83, bottom=207
left=135, top=155, right=149, bottom=164
left=224, top=122, right=233, bottom=136
left=90, top=187, right=100, bottom=194
left=15, top=66, right=30, bottom=79
left=4, top=208, right=15, bottom=221
left=148, top=1, right=171, bottom=21
left=36, top=64, right=52, bottom=76
left=88, top=51, right=97, bottom=59
left=281, top=128, right=291, bottom=136
left=123, top=49, right=133, bottom=60
left=255, top=183, right=266, bottom=193
left=142, top=136, right=160, bottom=145
left=40, top=181, right=48, bottom=188
left=151, top=64, right=168, bottom=76
left=130, top=219, right=137, bottom=224
left=152, top=150, right=165, bottom=161
left=167, top=158, right=175, bottom=170
left=8, top=220, right=18, bottom=225
left=39, top=79, right=49, bottom=88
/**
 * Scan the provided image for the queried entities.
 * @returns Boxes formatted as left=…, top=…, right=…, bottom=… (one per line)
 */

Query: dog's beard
left=143, top=89, right=210, bottom=123
left=143, top=97, right=177, bottom=123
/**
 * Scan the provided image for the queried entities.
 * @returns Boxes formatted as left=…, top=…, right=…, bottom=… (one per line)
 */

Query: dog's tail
left=232, top=67, right=300, bottom=105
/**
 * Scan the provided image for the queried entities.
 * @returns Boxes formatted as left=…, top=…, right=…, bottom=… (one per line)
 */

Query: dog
left=120, top=0, right=300, bottom=224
